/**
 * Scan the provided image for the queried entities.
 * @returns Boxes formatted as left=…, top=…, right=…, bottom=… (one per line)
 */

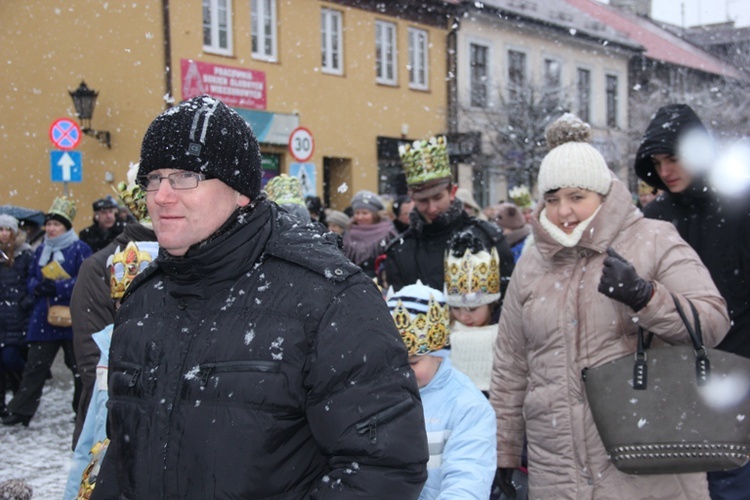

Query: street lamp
left=68, top=81, right=111, bottom=149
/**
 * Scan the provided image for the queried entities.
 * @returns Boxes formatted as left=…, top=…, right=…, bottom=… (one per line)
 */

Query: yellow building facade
left=1, top=1, right=451, bottom=229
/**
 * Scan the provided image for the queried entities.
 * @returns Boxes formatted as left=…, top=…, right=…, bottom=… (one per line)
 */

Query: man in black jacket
left=79, top=197, right=125, bottom=253
left=635, top=103, right=750, bottom=499
left=92, top=96, right=428, bottom=499
left=384, top=136, right=514, bottom=296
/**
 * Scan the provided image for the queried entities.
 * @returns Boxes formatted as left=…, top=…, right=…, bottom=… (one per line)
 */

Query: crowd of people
left=0, top=95, right=748, bottom=500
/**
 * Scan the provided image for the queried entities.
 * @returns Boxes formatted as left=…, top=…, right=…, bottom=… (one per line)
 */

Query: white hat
left=0, top=214, right=19, bottom=234
left=537, top=114, right=612, bottom=196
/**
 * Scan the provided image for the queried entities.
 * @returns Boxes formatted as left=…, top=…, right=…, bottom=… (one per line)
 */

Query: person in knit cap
left=69, top=162, right=157, bottom=450
left=264, top=174, right=311, bottom=223
left=636, top=103, right=750, bottom=497
left=342, top=190, right=397, bottom=279
left=489, top=113, right=730, bottom=499
left=3, top=197, right=92, bottom=428
left=92, top=95, right=427, bottom=499
left=384, top=135, right=515, bottom=295
left=487, top=202, right=530, bottom=263
left=386, top=281, right=496, bottom=499
left=324, top=209, right=350, bottom=235
left=0, top=214, right=34, bottom=419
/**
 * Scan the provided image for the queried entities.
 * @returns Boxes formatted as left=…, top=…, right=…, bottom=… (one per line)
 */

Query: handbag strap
left=633, top=294, right=710, bottom=389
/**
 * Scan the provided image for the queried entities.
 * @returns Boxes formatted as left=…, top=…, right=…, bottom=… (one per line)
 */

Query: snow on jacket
left=93, top=200, right=428, bottom=500
left=643, top=185, right=750, bottom=358
left=0, top=237, right=33, bottom=346
left=27, top=237, right=91, bottom=342
left=384, top=199, right=515, bottom=295
left=419, top=355, right=496, bottom=499
left=70, top=223, right=156, bottom=447
left=490, top=178, right=730, bottom=500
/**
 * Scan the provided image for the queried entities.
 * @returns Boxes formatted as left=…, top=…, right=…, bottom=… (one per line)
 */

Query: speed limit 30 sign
left=289, top=127, right=314, bottom=162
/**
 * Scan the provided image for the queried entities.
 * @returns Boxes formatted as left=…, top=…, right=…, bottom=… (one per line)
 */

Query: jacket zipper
left=198, top=360, right=280, bottom=387
left=355, top=398, right=414, bottom=445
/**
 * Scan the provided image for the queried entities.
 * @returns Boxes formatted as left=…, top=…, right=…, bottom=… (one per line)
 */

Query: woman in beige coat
left=489, top=115, right=730, bottom=500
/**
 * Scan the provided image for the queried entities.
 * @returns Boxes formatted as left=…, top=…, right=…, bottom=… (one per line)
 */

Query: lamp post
left=68, top=81, right=111, bottom=149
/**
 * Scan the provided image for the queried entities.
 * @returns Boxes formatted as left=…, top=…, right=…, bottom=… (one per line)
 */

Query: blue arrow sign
left=50, top=150, right=82, bottom=183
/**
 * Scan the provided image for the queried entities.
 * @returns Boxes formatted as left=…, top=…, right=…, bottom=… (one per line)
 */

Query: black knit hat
left=634, top=104, right=707, bottom=191
left=138, top=95, right=262, bottom=198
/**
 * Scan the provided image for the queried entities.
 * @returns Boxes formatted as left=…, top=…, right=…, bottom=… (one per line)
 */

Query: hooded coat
left=93, top=200, right=428, bottom=499
left=490, top=179, right=730, bottom=499
left=636, top=104, right=750, bottom=359
left=384, top=199, right=515, bottom=295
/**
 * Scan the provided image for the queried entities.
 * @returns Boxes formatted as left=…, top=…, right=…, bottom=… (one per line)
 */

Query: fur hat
left=351, top=190, right=384, bottom=213
left=386, top=281, right=450, bottom=356
left=0, top=214, right=19, bottom=234
left=138, top=95, right=262, bottom=199
left=326, top=210, right=350, bottom=230
left=538, top=114, right=612, bottom=196
left=493, top=203, right=525, bottom=232
left=46, top=196, right=77, bottom=230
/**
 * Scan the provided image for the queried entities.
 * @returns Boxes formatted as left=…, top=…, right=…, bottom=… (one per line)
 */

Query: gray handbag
left=582, top=294, right=750, bottom=474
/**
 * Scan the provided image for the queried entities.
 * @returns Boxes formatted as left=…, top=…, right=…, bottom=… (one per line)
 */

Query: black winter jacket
left=644, top=186, right=750, bottom=357
left=0, top=241, right=33, bottom=346
left=384, top=199, right=515, bottom=296
left=94, top=200, right=428, bottom=499
left=79, top=221, right=125, bottom=253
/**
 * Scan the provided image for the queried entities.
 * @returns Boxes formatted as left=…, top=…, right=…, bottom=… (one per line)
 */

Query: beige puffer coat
left=490, top=179, right=730, bottom=500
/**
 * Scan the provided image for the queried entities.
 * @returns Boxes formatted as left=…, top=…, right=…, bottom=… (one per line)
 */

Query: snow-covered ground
left=0, top=352, right=77, bottom=499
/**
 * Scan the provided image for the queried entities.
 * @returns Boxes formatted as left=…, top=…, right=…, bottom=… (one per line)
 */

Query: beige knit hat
left=537, top=114, right=612, bottom=196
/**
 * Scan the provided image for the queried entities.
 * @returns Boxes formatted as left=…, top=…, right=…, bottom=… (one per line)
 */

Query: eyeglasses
left=137, top=172, right=213, bottom=192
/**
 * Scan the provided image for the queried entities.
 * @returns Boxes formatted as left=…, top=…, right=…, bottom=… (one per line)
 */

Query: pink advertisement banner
left=181, top=59, right=266, bottom=110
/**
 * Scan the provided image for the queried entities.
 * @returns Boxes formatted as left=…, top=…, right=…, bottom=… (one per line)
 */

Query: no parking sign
left=49, top=118, right=81, bottom=150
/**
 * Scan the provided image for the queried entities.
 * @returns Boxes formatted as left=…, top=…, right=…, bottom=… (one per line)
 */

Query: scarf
left=407, top=198, right=465, bottom=236
left=343, top=220, right=396, bottom=265
left=39, top=229, right=78, bottom=266
left=539, top=205, right=602, bottom=248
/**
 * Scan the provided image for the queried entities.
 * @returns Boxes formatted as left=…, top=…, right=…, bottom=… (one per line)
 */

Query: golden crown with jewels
left=48, top=196, right=77, bottom=224
left=444, top=246, right=501, bottom=308
left=398, top=135, right=451, bottom=188
left=265, top=174, right=306, bottom=206
left=388, top=285, right=450, bottom=357
left=113, top=181, right=150, bottom=225
left=108, top=241, right=158, bottom=299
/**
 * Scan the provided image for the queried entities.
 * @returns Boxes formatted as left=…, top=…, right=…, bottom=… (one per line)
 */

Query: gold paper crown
left=48, top=196, right=77, bottom=224
left=265, top=174, right=306, bottom=206
left=508, top=185, right=533, bottom=209
left=638, top=180, right=656, bottom=196
left=444, top=247, right=501, bottom=308
left=113, top=182, right=150, bottom=225
left=389, top=293, right=450, bottom=357
left=398, top=136, right=451, bottom=187
left=108, top=242, right=157, bottom=299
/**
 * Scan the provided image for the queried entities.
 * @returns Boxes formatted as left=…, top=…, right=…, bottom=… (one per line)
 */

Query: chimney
left=609, top=0, right=651, bottom=18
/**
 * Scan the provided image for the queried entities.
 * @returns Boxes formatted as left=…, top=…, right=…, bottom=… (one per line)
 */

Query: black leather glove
left=492, top=467, right=517, bottom=499
left=598, top=247, right=653, bottom=312
left=35, top=279, right=57, bottom=297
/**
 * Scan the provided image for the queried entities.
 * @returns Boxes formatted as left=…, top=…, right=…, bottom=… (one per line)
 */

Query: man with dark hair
left=92, top=96, right=428, bottom=499
left=384, top=136, right=514, bottom=296
left=636, top=103, right=750, bottom=499
left=79, top=197, right=124, bottom=253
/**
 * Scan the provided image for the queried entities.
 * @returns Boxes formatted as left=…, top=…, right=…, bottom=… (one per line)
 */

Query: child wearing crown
left=387, top=281, right=496, bottom=499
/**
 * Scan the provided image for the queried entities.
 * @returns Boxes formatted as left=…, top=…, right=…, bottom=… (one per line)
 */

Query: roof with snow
left=563, top=0, right=743, bottom=79
left=462, top=0, right=642, bottom=52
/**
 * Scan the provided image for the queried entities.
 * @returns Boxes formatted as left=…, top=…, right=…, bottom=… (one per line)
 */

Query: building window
left=375, top=21, right=397, bottom=85
left=251, top=0, right=277, bottom=61
left=577, top=68, right=591, bottom=123
left=507, top=50, right=526, bottom=101
left=470, top=42, right=490, bottom=108
left=203, top=0, right=233, bottom=55
left=321, top=8, right=343, bottom=75
left=606, top=74, right=618, bottom=128
left=543, top=58, right=561, bottom=92
left=408, top=27, right=429, bottom=90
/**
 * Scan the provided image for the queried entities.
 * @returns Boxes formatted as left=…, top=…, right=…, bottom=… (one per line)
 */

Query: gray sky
left=597, top=0, right=750, bottom=28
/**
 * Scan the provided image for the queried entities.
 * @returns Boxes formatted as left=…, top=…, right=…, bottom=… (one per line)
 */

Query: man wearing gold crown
left=384, top=136, right=515, bottom=298
left=91, top=96, right=427, bottom=499
left=69, top=163, right=157, bottom=450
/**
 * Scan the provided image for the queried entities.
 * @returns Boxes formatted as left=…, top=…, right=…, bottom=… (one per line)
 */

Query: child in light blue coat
left=387, top=281, right=496, bottom=499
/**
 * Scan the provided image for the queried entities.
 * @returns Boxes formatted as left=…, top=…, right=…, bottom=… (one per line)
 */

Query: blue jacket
left=27, top=238, right=91, bottom=342
left=419, top=355, right=497, bottom=499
